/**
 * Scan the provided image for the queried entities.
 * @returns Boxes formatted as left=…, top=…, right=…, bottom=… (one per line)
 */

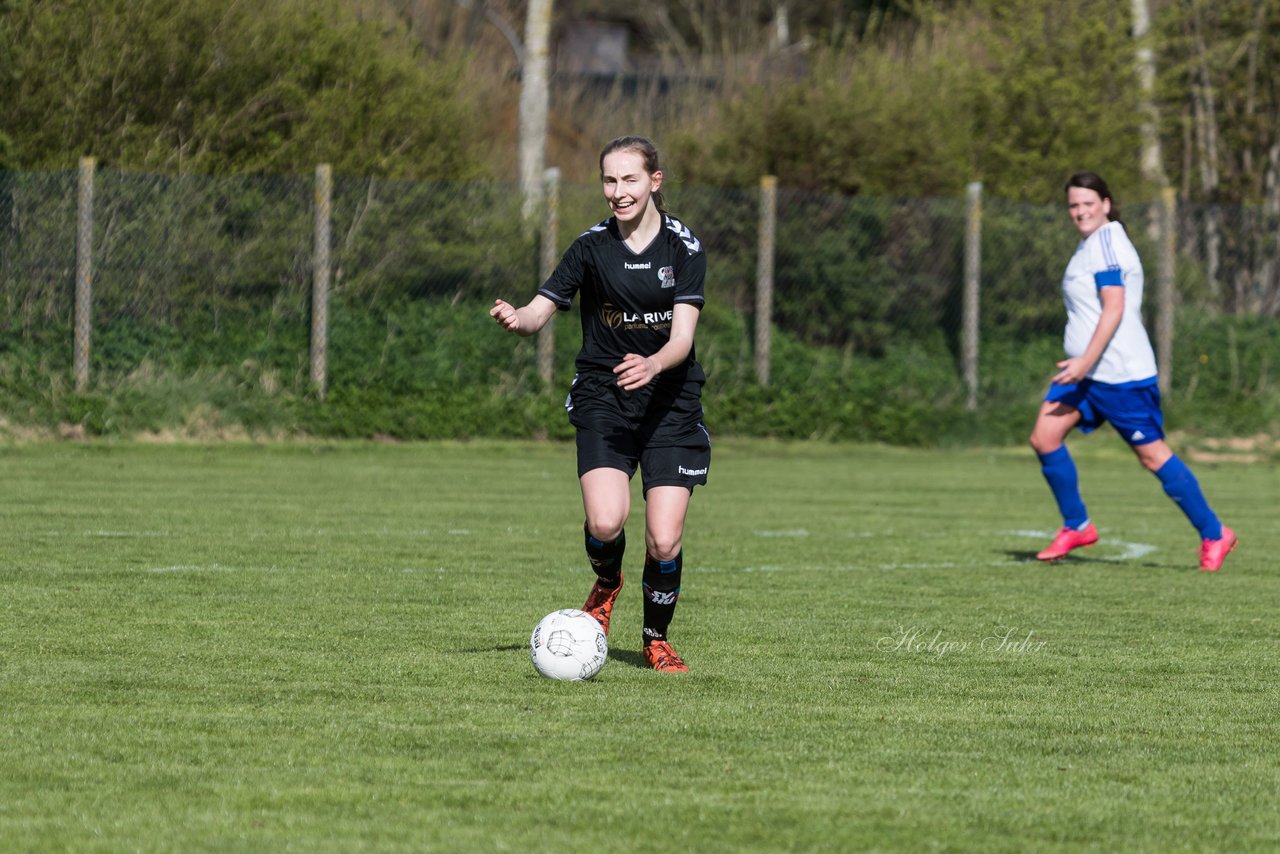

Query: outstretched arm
left=490, top=295, right=558, bottom=337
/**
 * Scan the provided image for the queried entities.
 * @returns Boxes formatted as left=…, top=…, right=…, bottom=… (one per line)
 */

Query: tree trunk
left=1132, top=0, right=1167, bottom=191
left=1187, top=2, right=1222, bottom=303
left=519, top=0, right=553, bottom=223
left=1263, top=142, right=1280, bottom=316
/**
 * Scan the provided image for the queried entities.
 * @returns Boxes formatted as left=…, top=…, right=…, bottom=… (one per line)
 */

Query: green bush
left=3, top=0, right=483, bottom=179
left=4, top=294, right=1273, bottom=445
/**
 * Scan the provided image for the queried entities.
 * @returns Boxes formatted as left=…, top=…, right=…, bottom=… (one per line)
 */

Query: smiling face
left=1066, top=186, right=1111, bottom=238
left=601, top=149, right=662, bottom=225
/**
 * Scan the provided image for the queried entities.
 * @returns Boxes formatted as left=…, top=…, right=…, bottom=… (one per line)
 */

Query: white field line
left=24, top=530, right=173, bottom=538
left=145, top=563, right=238, bottom=573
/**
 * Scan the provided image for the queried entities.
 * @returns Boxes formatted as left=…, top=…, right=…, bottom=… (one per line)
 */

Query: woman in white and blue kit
left=1029, top=172, right=1237, bottom=571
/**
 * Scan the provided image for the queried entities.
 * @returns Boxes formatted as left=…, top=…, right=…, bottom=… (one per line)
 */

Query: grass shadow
left=1002, top=549, right=1109, bottom=565
left=606, top=647, right=650, bottom=670
left=1003, top=549, right=1194, bottom=572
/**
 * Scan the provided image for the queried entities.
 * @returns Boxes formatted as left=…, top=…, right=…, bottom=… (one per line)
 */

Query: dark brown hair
left=1065, top=171, right=1121, bottom=222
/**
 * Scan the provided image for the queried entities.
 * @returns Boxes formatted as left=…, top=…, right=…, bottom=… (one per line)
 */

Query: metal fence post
left=537, top=167, right=560, bottom=387
left=312, top=163, right=332, bottom=400
left=963, top=181, right=982, bottom=410
left=1157, top=186, right=1176, bottom=393
left=755, top=175, right=777, bottom=387
left=74, top=156, right=95, bottom=392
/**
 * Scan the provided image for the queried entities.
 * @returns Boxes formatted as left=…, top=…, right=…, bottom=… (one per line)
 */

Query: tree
left=666, top=0, right=1142, bottom=201
left=518, top=0, right=552, bottom=221
left=1133, top=0, right=1169, bottom=191
left=1, top=0, right=485, bottom=179
left=1161, top=0, right=1280, bottom=314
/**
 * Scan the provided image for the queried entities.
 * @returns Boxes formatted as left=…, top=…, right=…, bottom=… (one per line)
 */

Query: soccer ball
left=529, top=608, right=608, bottom=681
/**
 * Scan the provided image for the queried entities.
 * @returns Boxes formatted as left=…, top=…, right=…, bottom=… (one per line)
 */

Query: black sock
left=642, top=550, right=682, bottom=644
left=584, top=525, right=624, bottom=588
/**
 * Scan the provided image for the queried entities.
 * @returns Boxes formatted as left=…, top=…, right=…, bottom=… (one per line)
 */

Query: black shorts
left=566, top=371, right=710, bottom=492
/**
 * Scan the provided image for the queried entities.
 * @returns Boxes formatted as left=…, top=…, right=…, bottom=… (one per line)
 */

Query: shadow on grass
left=605, top=647, right=650, bottom=670
left=1003, top=549, right=1118, bottom=565
left=480, top=643, right=653, bottom=671
left=1003, top=549, right=1191, bottom=571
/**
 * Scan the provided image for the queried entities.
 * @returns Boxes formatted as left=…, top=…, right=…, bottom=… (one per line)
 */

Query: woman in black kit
left=491, top=136, right=709, bottom=672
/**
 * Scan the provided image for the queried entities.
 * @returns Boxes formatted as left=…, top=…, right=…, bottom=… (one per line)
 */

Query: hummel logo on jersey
left=625, top=261, right=651, bottom=270
left=1131, top=430, right=1146, bottom=441
left=678, top=465, right=707, bottom=476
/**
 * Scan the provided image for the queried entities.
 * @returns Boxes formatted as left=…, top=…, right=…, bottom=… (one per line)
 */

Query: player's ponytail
left=600, top=135, right=668, bottom=214
left=1065, top=171, right=1121, bottom=223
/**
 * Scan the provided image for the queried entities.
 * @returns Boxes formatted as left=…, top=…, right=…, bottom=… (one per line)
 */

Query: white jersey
left=1061, top=220, right=1157, bottom=384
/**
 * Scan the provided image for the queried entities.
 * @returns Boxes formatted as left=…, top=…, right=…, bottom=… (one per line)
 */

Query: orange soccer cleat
left=642, top=639, right=689, bottom=673
left=1036, top=522, right=1099, bottom=561
left=582, top=573, right=623, bottom=636
left=1199, top=526, right=1238, bottom=572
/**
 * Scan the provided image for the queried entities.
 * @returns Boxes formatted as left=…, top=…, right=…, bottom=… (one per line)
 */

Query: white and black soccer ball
left=529, top=608, right=608, bottom=681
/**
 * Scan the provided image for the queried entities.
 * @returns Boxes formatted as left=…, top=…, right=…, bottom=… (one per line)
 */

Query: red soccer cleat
left=642, top=639, right=688, bottom=672
left=1199, top=526, right=1238, bottom=571
left=1036, top=522, right=1099, bottom=561
left=582, top=573, right=623, bottom=636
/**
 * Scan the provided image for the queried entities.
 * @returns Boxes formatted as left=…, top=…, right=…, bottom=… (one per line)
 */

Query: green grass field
left=1, top=438, right=1277, bottom=851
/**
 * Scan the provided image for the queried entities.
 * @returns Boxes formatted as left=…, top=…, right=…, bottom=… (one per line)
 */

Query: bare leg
left=580, top=467, right=631, bottom=542
left=1128, top=438, right=1174, bottom=472
left=579, top=467, right=633, bottom=635
left=1029, top=399, right=1082, bottom=455
left=1030, top=399, right=1096, bottom=558
left=643, top=485, right=692, bottom=562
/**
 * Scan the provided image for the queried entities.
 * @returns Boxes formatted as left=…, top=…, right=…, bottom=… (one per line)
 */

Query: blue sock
left=1154, top=455, right=1222, bottom=540
left=1038, top=446, right=1089, bottom=530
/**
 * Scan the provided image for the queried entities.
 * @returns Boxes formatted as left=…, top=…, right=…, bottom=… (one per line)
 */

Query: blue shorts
left=1044, top=378, right=1164, bottom=446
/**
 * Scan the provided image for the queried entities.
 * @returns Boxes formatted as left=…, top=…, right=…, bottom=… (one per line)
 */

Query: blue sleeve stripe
left=1094, top=268, right=1124, bottom=287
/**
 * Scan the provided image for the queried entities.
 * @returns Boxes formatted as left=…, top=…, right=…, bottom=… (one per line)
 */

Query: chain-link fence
left=0, top=164, right=1276, bottom=440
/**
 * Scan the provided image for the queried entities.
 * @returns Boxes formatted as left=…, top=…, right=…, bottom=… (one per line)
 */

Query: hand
left=1051, top=357, right=1089, bottom=385
left=614, top=353, right=659, bottom=391
left=490, top=299, right=520, bottom=333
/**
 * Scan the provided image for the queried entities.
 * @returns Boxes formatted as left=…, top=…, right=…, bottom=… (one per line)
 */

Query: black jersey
left=538, top=214, right=706, bottom=383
